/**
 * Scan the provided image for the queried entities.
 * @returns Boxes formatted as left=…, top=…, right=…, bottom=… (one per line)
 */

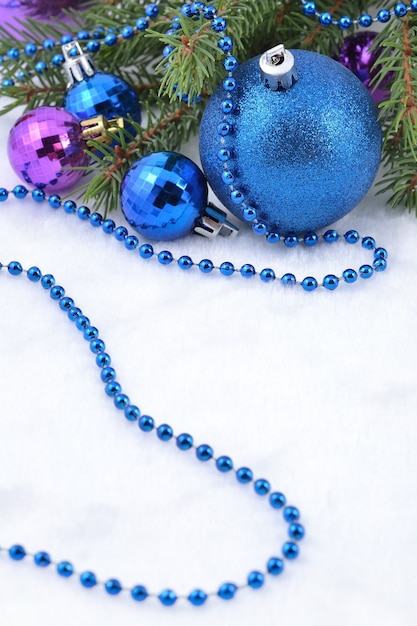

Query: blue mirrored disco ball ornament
left=62, top=42, right=141, bottom=135
left=199, top=45, right=382, bottom=235
left=120, top=152, right=209, bottom=241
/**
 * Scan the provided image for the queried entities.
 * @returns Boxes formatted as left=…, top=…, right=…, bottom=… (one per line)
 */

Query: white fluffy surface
left=0, top=105, right=416, bottom=626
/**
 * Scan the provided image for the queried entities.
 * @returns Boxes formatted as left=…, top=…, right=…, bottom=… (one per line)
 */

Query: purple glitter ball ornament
left=338, top=31, right=391, bottom=104
left=8, top=106, right=88, bottom=192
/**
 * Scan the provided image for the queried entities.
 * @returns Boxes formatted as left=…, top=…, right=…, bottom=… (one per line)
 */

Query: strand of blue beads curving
left=0, top=186, right=388, bottom=290
left=299, top=0, right=417, bottom=29
left=1, top=257, right=303, bottom=606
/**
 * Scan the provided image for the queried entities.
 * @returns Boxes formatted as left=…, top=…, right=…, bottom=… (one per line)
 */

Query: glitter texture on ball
left=120, top=152, right=208, bottom=241
left=7, top=106, right=88, bottom=192
left=199, top=49, right=382, bottom=235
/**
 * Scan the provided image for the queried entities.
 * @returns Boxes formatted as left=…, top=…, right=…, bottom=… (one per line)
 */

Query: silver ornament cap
left=259, top=44, right=297, bottom=90
left=62, top=41, right=95, bottom=88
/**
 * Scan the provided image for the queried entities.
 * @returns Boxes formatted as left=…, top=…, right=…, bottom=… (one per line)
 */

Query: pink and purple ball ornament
left=0, top=0, right=88, bottom=37
left=338, top=31, right=391, bottom=104
left=7, top=106, right=89, bottom=192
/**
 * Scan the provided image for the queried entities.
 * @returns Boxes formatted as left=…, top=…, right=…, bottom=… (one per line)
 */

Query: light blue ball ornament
left=199, top=46, right=382, bottom=235
left=120, top=152, right=208, bottom=241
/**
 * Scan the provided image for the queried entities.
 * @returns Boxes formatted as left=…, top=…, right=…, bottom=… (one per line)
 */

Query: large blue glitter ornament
left=199, top=47, right=382, bottom=235
left=120, top=152, right=208, bottom=241
left=62, top=42, right=141, bottom=134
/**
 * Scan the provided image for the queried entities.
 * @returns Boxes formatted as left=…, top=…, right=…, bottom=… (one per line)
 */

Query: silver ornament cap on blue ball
left=199, top=44, right=382, bottom=235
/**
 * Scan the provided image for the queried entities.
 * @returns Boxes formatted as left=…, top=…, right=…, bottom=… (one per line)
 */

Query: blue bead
left=125, top=405, right=140, bottom=421
left=220, top=262, right=235, bottom=276
left=254, top=479, right=271, bottom=495
left=176, top=433, right=194, bottom=450
left=63, top=200, right=77, bottom=213
left=90, top=338, right=105, bottom=353
left=27, top=266, right=42, bottom=282
left=323, top=229, right=339, bottom=243
left=139, top=244, right=154, bottom=259
left=217, top=121, right=231, bottom=136
left=284, top=235, right=298, bottom=247
left=343, top=269, right=358, bottom=283
left=221, top=99, right=235, bottom=114
left=411, top=0, right=417, bottom=11
left=76, top=315, right=90, bottom=330
left=188, top=589, right=207, bottom=606
left=101, top=219, right=115, bottom=234
left=7, top=47, right=19, bottom=59
left=216, top=456, right=233, bottom=472
left=50, top=285, right=65, bottom=300
left=338, top=15, right=352, bottom=29
left=373, top=258, right=387, bottom=272
left=158, top=251, right=173, bottom=265
left=41, top=274, right=55, bottom=289
left=96, top=353, right=111, bottom=367
left=158, top=589, right=177, bottom=606
left=43, top=39, right=56, bottom=50
left=267, top=232, right=280, bottom=244
left=358, top=14, right=373, bottom=27
left=34, top=551, right=51, bottom=567
left=199, top=259, right=214, bottom=273
left=163, top=45, right=174, bottom=58
left=267, top=557, right=284, bottom=575
left=61, top=34, right=73, bottom=44
left=374, top=247, right=388, bottom=259
left=114, top=226, right=128, bottom=240
left=253, top=222, right=267, bottom=235
left=121, top=26, right=134, bottom=39
left=218, top=36, right=233, bottom=52
left=48, top=195, right=61, bottom=209
left=243, top=207, right=257, bottom=221
left=24, top=43, right=37, bottom=56
left=136, top=18, right=149, bottom=30
left=86, top=40, right=100, bottom=53
left=281, top=273, right=297, bottom=286
left=248, top=571, right=264, bottom=589
left=284, top=506, right=300, bottom=522
left=80, top=571, right=97, bottom=588
left=301, top=277, right=318, bottom=291
left=92, top=28, right=105, bottom=39
left=283, top=541, right=299, bottom=559
left=52, top=54, right=65, bottom=66
left=77, top=206, right=90, bottom=220
left=240, top=264, right=255, bottom=278
left=218, top=583, right=237, bottom=600
left=359, top=264, right=374, bottom=279
left=125, top=235, right=139, bottom=250
left=323, top=275, right=339, bottom=290
left=289, top=523, right=305, bottom=540
left=131, top=585, right=148, bottom=601
left=269, top=492, right=286, bottom=509
left=303, top=1, right=316, bottom=15
left=0, top=188, right=8, bottom=202
left=196, top=444, right=213, bottom=461
left=157, top=424, right=173, bottom=441
left=260, top=268, right=275, bottom=283
left=13, top=185, right=28, bottom=199
left=223, top=77, right=236, bottom=91
left=2, top=78, right=14, bottom=87
left=105, top=381, right=122, bottom=397
left=104, top=33, right=118, bottom=46
left=304, top=232, right=318, bottom=246
left=59, top=297, right=74, bottom=311
left=202, top=5, right=217, bottom=19
left=394, top=3, right=408, bottom=17
left=90, top=213, right=103, bottom=227
left=9, top=545, right=26, bottom=560
left=68, top=307, right=82, bottom=321
left=236, top=467, right=253, bottom=483
left=121, top=152, right=207, bottom=241
left=8, top=261, right=23, bottom=276
left=377, top=8, right=391, bottom=21
left=212, top=17, right=227, bottom=32
left=57, top=561, right=73, bottom=577
left=101, top=367, right=116, bottom=382
left=218, top=148, right=231, bottom=162
left=84, top=326, right=98, bottom=340
left=77, top=30, right=90, bottom=40
left=178, top=256, right=193, bottom=270
left=114, top=393, right=129, bottom=409
left=35, top=61, right=47, bottom=74
left=319, top=12, right=333, bottom=25
left=224, top=56, right=238, bottom=72
left=139, top=415, right=154, bottom=432
left=105, top=579, right=122, bottom=595
left=344, top=230, right=360, bottom=244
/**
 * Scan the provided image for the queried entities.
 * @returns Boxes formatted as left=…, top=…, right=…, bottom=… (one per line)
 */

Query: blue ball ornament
left=199, top=49, right=382, bottom=235
left=120, top=152, right=208, bottom=241
left=63, top=71, right=141, bottom=131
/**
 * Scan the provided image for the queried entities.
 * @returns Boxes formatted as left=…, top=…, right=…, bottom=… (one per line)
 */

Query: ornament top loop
left=80, top=115, right=125, bottom=147
left=62, top=41, right=95, bottom=88
left=259, top=44, right=297, bottom=91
